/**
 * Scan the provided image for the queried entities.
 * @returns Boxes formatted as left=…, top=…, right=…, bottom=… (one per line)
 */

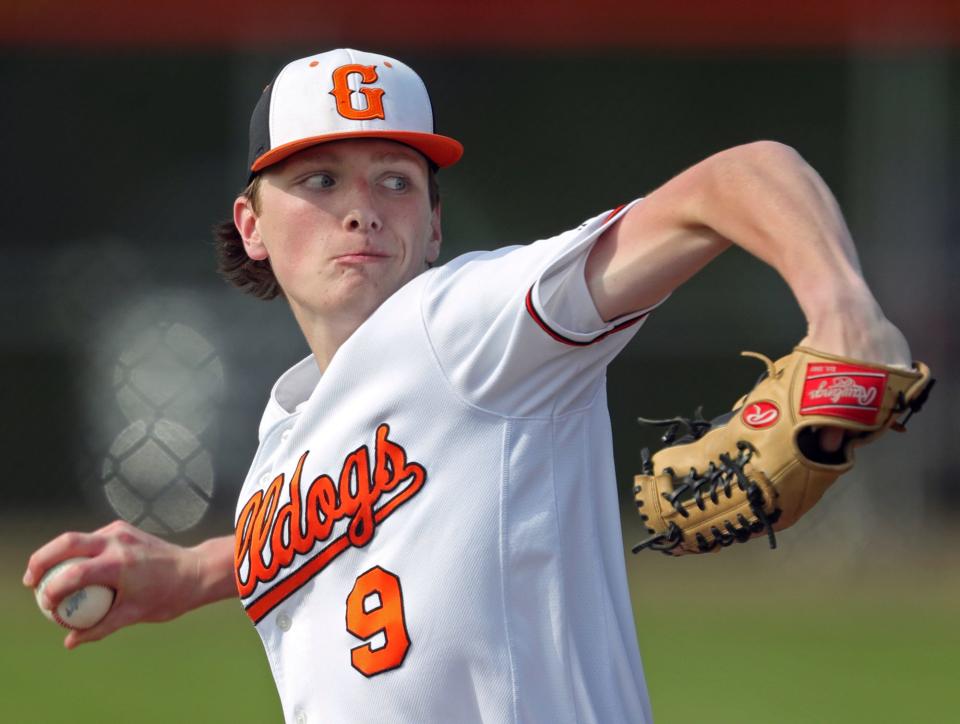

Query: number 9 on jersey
left=346, top=566, right=411, bottom=677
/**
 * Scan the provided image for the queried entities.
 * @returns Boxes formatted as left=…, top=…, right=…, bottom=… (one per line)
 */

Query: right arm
left=23, top=520, right=236, bottom=649
left=585, top=141, right=910, bottom=367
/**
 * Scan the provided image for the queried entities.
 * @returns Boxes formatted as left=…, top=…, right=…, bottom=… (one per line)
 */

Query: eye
left=302, top=173, right=335, bottom=190
left=381, top=175, right=409, bottom=192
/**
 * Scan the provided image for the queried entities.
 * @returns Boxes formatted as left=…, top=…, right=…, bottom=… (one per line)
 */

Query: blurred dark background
left=2, top=0, right=956, bottom=559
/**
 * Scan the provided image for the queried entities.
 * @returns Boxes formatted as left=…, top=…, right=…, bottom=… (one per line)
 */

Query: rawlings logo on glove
left=742, top=402, right=779, bottom=428
left=632, top=346, right=934, bottom=556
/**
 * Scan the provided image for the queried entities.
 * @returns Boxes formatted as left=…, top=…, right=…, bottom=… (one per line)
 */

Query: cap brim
left=251, top=131, right=464, bottom=172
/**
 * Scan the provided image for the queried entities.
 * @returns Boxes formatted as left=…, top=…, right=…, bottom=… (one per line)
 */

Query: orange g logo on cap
left=247, top=49, right=464, bottom=177
left=330, top=64, right=386, bottom=121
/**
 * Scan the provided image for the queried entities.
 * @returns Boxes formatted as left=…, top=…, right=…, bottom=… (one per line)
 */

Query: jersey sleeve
left=420, top=199, right=666, bottom=417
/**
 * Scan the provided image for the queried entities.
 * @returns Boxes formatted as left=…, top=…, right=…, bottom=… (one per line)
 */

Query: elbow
left=725, top=139, right=808, bottom=174
left=703, top=140, right=814, bottom=201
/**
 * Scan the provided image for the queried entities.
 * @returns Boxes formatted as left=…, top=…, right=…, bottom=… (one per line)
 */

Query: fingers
left=37, top=557, right=122, bottom=610
left=818, top=427, right=845, bottom=453
left=23, top=531, right=109, bottom=588
left=63, top=606, right=130, bottom=649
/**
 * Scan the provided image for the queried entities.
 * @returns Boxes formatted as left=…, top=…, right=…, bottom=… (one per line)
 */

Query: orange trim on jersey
left=524, top=286, right=647, bottom=347
left=246, top=533, right=352, bottom=624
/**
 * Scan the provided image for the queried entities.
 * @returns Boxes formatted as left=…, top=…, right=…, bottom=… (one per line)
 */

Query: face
left=235, top=139, right=441, bottom=324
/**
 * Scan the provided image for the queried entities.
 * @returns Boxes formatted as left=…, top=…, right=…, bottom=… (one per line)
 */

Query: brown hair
left=213, top=166, right=441, bottom=301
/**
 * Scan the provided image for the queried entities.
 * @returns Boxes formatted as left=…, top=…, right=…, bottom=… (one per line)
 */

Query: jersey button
left=293, top=708, right=307, bottom=724
left=260, top=473, right=271, bottom=485
left=281, top=429, right=291, bottom=442
left=276, top=612, right=292, bottom=632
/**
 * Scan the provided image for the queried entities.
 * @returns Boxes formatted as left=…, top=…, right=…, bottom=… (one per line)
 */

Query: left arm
left=585, top=140, right=911, bottom=367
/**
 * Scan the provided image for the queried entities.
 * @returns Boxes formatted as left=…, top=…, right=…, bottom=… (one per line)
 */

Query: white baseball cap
left=247, top=48, right=463, bottom=177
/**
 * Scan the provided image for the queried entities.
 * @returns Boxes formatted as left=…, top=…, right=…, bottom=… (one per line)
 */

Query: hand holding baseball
left=34, top=557, right=116, bottom=630
left=23, top=520, right=235, bottom=649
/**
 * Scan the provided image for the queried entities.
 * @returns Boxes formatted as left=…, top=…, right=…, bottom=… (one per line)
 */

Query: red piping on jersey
left=524, top=286, right=647, bottom=347
left=603, top=203, right=626, bottom=223
left=524, top=202, right=649, bottom=346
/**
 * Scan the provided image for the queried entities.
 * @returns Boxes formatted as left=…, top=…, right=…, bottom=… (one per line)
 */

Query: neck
left=289, top=302, right=372, bottom=373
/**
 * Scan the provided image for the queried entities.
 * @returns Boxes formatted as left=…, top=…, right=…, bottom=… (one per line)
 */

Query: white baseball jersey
left=234, top=200, right=658, bottom=724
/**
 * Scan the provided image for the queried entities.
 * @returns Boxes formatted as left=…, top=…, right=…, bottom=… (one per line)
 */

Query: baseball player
left=24, top=48, right=913, bottom=723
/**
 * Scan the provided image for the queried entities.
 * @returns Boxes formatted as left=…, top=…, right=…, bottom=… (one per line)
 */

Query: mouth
left=334, top=251, right=390, bottom=264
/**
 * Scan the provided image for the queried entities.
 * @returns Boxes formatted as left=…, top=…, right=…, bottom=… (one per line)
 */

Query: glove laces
left=632, top=414, right=781, bottom=555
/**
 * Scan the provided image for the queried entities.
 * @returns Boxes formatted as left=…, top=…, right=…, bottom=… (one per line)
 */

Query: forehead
left=278, top=139, right=428, bottom=172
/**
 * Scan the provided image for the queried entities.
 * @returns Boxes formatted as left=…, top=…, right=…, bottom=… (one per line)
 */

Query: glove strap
left=890, top=377, right=936, bottom=432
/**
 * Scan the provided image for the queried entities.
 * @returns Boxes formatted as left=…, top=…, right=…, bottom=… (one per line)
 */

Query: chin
left=337, top=278, right=396, bottom=316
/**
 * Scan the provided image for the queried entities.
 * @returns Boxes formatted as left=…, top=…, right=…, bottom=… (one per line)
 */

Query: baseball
left=34, top=557, right=115, bottom=630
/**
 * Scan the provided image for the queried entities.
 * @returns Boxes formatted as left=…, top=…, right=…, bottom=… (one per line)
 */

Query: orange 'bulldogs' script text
left=234, top=423, right=426, bottom=623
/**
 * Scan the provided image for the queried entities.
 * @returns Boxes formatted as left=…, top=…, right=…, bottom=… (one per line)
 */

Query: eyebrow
left=287, top=148, right=421, bottom=169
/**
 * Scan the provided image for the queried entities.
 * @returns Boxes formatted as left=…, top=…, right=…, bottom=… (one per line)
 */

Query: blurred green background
left=5, top=518, right=959, bottom=723
left=2, top=1, right=957, bottom=722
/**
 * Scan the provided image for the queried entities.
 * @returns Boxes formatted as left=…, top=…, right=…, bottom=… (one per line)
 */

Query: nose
left=342, top=183, right=382, bottom=233
left=344, top=211, right=382, bottom=232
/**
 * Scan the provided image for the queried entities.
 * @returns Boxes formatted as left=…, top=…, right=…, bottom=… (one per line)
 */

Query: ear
left=425, top=202, right=442, bottom=264
left=234, top=195, right=269, bottom=261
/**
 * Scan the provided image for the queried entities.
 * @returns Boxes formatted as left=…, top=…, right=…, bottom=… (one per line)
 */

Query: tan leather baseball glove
left=632, top=346, right=934, bottom=555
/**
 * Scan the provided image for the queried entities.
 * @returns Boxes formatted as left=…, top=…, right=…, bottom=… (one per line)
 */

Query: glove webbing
left=632, top=418, right=781, bottom=555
